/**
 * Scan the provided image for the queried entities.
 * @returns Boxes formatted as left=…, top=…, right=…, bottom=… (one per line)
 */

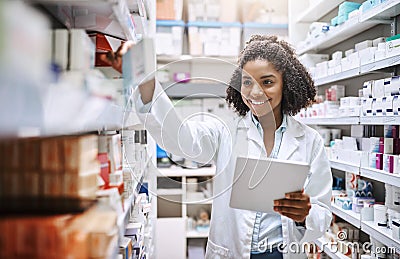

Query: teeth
left=250, top=100, right=267, bottom=105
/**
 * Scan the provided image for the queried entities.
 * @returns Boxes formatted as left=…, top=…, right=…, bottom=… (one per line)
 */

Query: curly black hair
left=226, top=35, right=316, bottom=116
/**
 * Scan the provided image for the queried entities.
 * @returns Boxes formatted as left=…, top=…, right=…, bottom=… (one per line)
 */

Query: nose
left=250, top=84, right=264, bottom=98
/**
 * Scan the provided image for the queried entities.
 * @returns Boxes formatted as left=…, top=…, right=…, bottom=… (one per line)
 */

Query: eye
left=262, top=79, right=273, bottom=86
left=242, top=79, right=253, bottom=87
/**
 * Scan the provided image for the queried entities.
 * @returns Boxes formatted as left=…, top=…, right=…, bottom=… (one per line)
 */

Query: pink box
left=376, top=153, right=383, bottom=170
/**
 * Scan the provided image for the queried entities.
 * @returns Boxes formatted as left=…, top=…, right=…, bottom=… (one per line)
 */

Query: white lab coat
left=134, top=82, right=332, bottom=259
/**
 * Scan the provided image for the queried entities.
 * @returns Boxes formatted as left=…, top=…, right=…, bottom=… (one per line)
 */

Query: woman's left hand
left=273, top=190, right=311, bottom=223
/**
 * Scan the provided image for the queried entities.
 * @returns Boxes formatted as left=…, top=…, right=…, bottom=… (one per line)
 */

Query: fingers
left=284, top=189, right=306, bottom=200
left=274, top=198, right=309, bottom=209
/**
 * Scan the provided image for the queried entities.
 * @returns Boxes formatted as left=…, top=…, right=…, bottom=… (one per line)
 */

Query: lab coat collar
left=278, top=116, right=305, bottom=160
left=239, top=113, right=305, bottom=159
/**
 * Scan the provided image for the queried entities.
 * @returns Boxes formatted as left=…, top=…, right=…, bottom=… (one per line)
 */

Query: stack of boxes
left=0, top=135, right=99, bottom=199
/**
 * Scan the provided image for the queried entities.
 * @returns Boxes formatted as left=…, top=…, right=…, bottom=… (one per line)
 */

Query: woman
left=105, top=35, right=332, bottom=259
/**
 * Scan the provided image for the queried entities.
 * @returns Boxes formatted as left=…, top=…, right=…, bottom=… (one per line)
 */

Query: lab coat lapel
left=278, top=116, right=304, bottom=160
left=242, top=113, right=265, bottom=153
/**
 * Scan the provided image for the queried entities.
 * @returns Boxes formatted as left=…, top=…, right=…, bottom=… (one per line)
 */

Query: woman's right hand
left=99, top=41, right=134, bottom=73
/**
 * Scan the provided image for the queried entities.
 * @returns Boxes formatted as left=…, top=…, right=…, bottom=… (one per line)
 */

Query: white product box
left=378, top=42, right=386, bottom=51
left=340, top=97, right=360, bottom=107
left=393, top=96, right=400, bottom=115
left=188, top=22, right=241, bottom=56
left=387, top=76, right=400, bottom=96
left=299, top=53, right=329, bottom=68
left=375, top=49, right=386, bottom=61
left=372, top=97, right=384, bottom=115
left=54, top=29, right=69, bottom=70
left=370, top=137, right=381, bottom=153
left=156, top=20, right=185, bottom=56
left=341, top=57, right=352, bottom=71
left=69, top=29, right=95, bottom=71
left=362, top=98, right=373, bottom=116
left=348, top=52, right=361, bottom=69
left=328, top=59, right=336, bottom=68
left=345, top=49, right=355, bottom=57
left=332, top=51, right=343, bottom=60
left=373, top=37, right=386, bottom=47
left=343, top=136, right=359, bottom=151
left=347, top=106, right=361, bottom=117
left=334, top=65, right=342, bottom=74
left=316, top=61, right=329, bottom=78
left=382, top=96, right=395, bottom=116
left=355, top=40, right=373, bottom=51
left=363, top=80, right=373, bottom=98
left=372, top=79, right=385, bottom=98
left=383, top=138, right=394, bottom=154
left=386, top=38, right=400, bottom=58
left=328, top=67, right=335, bottom=76
left=123, top=37, right=156, bottom=87
left=359, top=47, right=377, bottom=65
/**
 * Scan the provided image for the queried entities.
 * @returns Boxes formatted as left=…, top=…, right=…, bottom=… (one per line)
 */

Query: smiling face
left=241, top=59, right=283, bottom=118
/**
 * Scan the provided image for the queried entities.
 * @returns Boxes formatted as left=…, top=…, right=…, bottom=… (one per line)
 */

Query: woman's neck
left=256, top=109, right=283, bottom=132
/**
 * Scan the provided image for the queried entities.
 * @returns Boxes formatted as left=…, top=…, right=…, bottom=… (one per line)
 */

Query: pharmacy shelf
left=360, top=55, right=400, bottom=73
left=360, top=0, right=400, bottom=22
left=297, top=18, right=386, bottom=55
left=186, top=230, right=209, bottom=238
left=360, top=116, right=400, bottom=125
left=314, top=54, right=400, bottom=86
left=161, top=82, right=227, bottom=98
left=331, top=203, right=361, bottom=228
left=185, top=199, right=213, bottom=205
left=36, top=0, right=138, bottom=41
left=157, top=189, right=183, bottom=195
left=361, top=167, right=400, bottom=187
left=157, top=55, right=237, bottom=64
left=330, top=160, right=360, bottom=174
left=298, top=116, right=360, bottom=125
left=361, top=220, right=400, bottom=252
left=157, top=166, right=216, bottom=177
left=296, top=0, right=345, bottom=23
left=117, top=194, right=135, bottom=238
left=315, top=238, right=349, bottom=259
left=314, top=68, right=360, bottom=86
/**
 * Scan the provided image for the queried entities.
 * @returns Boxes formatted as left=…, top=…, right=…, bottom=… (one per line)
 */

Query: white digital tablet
left=229, top=156, right=310, bottom=213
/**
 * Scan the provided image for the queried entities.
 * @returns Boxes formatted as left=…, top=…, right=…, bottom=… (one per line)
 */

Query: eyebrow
left=241, top=75, right=276, bottom=79
left=260, top=74, right=276, bottom=79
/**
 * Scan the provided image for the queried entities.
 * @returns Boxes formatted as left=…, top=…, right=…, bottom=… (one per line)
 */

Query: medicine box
left=386, top=38, right=400, bottom=58
left=298, top=53, right=329, bottom=68
left=156, top=20, right=185, bottom=56
left=188, top=21, right=241, bottom=56
left=372, top=79, right=385, bottom=98
left=393, top=96, right=400, bottom=115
